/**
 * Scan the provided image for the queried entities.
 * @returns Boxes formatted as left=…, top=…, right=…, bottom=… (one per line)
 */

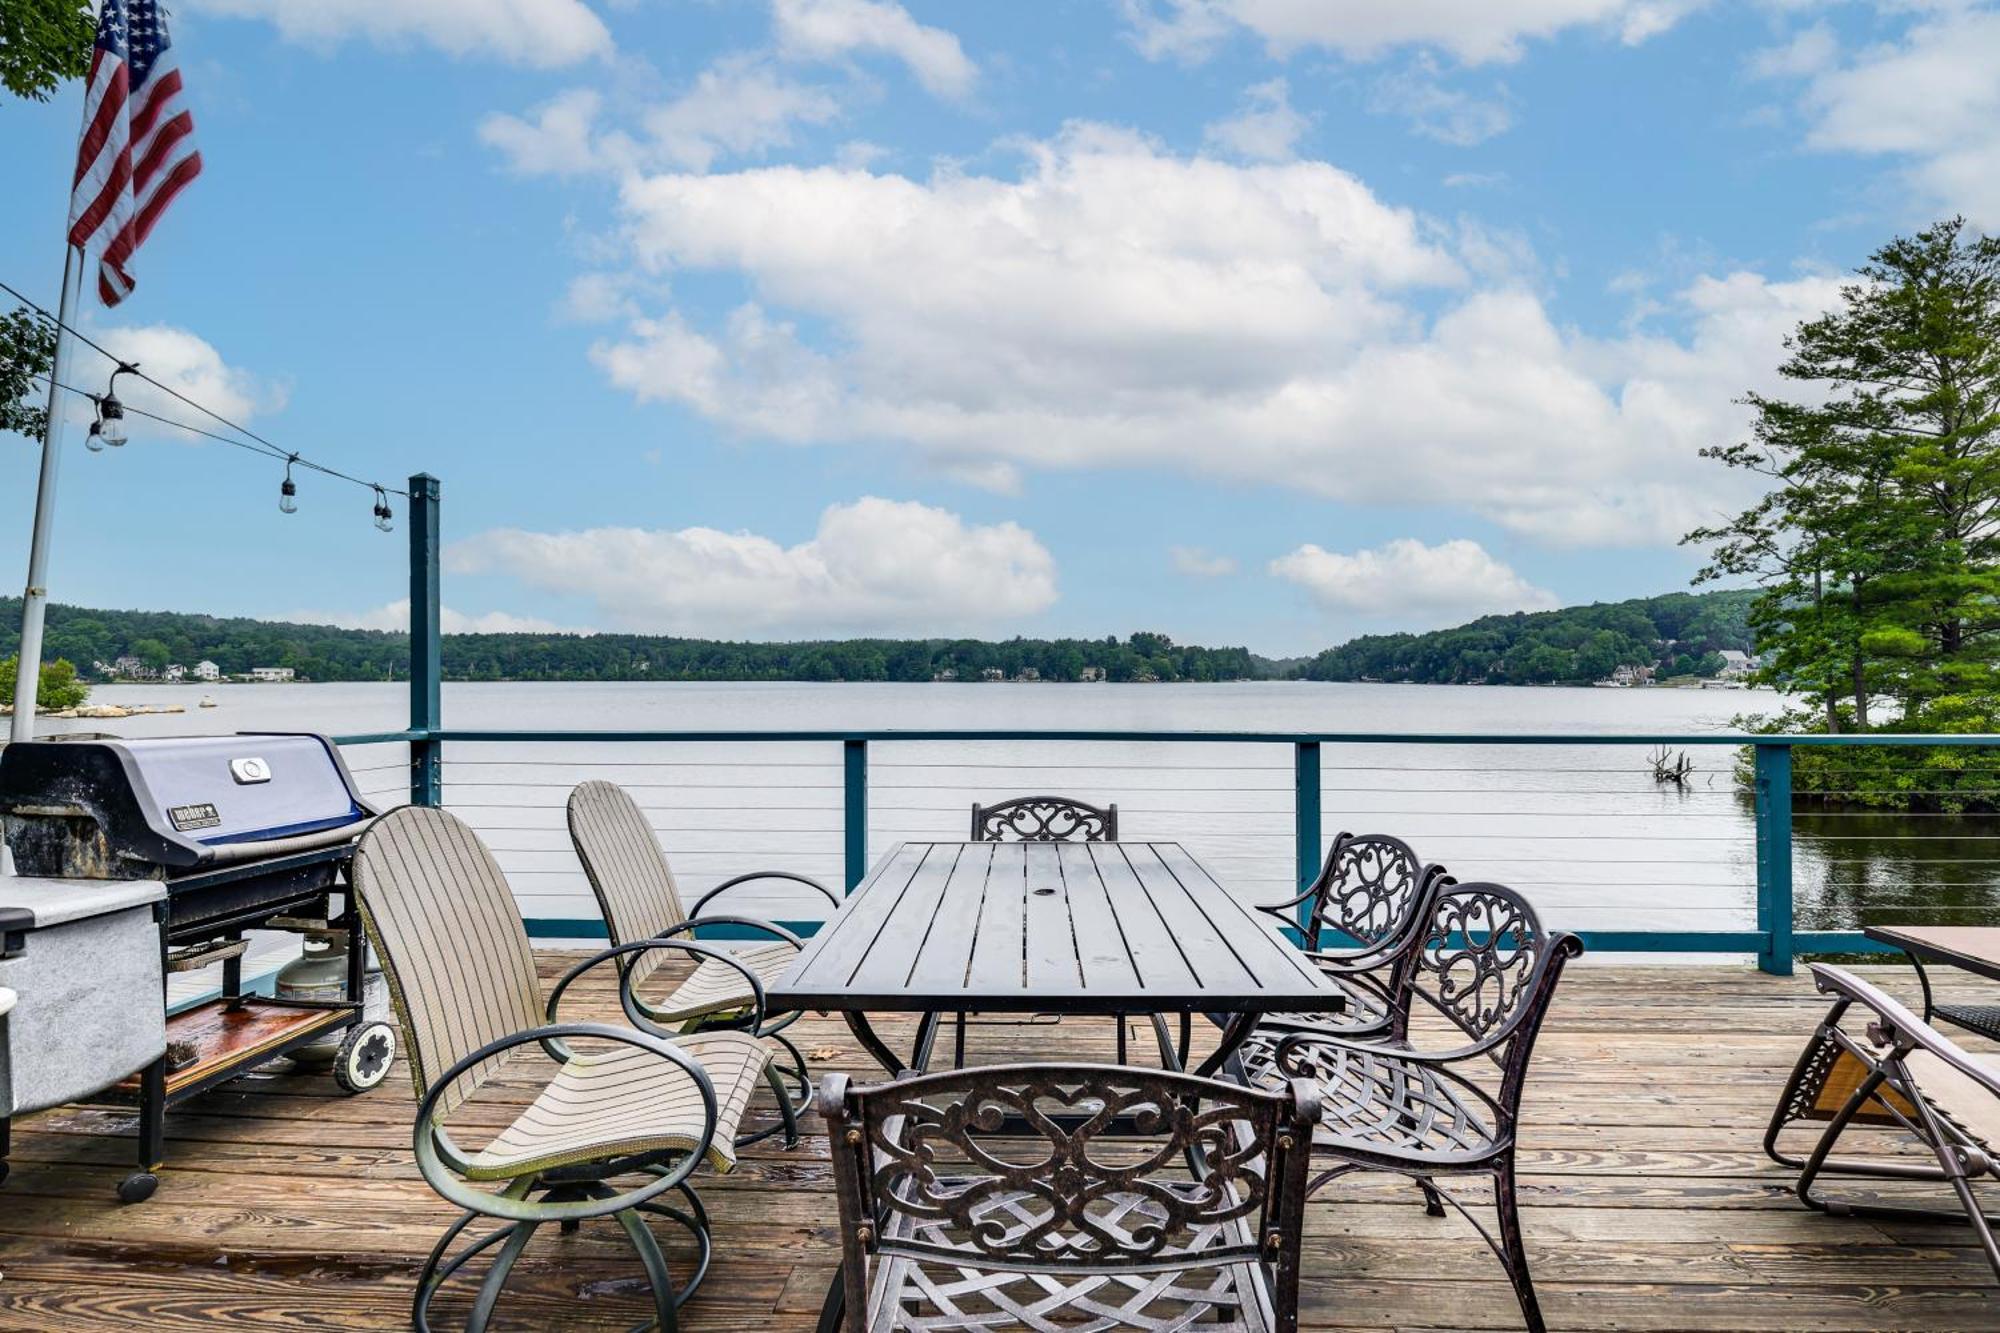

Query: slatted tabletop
left=769, top=840, right=1340, bottom=1015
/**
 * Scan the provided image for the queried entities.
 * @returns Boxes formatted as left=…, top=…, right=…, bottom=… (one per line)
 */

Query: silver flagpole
left=9, top=244, right=84, bottom=745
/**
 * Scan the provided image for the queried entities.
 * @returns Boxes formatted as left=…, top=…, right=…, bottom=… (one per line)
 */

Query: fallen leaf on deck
left=808, top=1047, right=844, bottom=1060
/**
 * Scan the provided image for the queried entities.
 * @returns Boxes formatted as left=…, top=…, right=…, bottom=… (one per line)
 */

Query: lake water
left=42, top=680, right=2000, bottom=947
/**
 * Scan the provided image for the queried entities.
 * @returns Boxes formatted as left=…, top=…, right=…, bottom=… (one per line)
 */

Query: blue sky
left=2, top=0, right=1992, bottom=655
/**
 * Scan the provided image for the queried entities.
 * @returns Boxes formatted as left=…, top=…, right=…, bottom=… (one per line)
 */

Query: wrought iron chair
left=817, top=1062, right=1319, bottom=1333
left=352, top=805, right=773, bottom=1332
left=956, top=795, right=1122, bottom=1067
left=1763, top=963, right=2000, bottom=1279
left=1239, top=880, right=1583, bottom=1333
left=1255, top=831, right=1445, bottom=1039
left=971, top=794, right=1118, bottom=842
left=568, top=779, right=839, bottom=1143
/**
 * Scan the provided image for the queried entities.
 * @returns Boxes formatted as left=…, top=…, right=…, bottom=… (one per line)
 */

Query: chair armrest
left=547, top=938, right=772, bottom=1040
left=1271, top=1027, right=1440, bottom=1072
left=692, top=871, right=840, bottom=918
left=413, top=1020, right=718, bottom=1221
left=656, top=915, right=805, bottom=949
left=1253, top=885, right=1322, bottom=924
left=1299, top=945, right=1401, bottom=975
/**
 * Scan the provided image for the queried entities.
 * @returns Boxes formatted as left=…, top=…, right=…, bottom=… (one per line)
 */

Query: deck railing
left=325, top=475, right=2000, bottom=976
left=330, top=726, right=2000, bottom=976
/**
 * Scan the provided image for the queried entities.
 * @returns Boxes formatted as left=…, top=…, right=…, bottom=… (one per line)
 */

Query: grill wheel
left=334, top=1021, right=396, bottom=1093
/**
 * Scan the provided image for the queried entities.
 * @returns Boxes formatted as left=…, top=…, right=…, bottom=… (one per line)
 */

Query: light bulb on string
left=372, top=485, right=394, bottom=533
left=96, top=362, right=137, bottom=447
left=279, top=456, right=298, bottom=514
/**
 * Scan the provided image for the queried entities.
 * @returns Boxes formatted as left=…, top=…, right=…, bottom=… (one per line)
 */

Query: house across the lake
left=248, top=666, right=296, bottom=683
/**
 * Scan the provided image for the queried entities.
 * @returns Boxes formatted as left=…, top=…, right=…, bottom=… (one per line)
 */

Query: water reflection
left=1795, top=805, right=2000, bottom=930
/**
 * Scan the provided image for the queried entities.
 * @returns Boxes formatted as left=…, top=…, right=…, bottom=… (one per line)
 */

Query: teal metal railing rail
left=327, top=476, right=2000, bottom=976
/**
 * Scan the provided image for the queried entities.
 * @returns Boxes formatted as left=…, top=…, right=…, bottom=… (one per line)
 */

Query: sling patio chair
left=1238, top=879, right=1583, bottom=1333
left=1763, top=962, right=2000, bottom=1280
left=1253, top=831, right=1447, bottom=1041
left=568, top=778, right=841, bottom=1142
left=957, top=794, right=1123, bottom=1067
left=352, top=804, right=775, bottom=1332
left=816, top=1061, right=1319, bottom=1333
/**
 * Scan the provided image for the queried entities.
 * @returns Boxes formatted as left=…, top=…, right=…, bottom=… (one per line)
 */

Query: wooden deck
left=2, top=958, right=1996, bottom=1331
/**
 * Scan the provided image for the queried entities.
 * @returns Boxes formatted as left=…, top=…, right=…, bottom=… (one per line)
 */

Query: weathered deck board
left=1, top=959, right=1996, bottom=1331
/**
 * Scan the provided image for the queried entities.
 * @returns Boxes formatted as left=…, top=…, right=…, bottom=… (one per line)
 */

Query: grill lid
left=0, top=732, right=376, bottom=876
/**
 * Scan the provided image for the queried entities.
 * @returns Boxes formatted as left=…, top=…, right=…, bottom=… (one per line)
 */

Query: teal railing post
left=843, top=738, right=867, bottom=894
left=1294, top=740, right=1322, bottom=936
left=408, top=473, right=442, bottom=807
left=1753, top=742, right=1793, bottom=975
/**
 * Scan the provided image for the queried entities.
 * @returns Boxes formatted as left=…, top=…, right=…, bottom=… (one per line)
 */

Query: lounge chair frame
left=1763, top=962, right=2000, bottom=1280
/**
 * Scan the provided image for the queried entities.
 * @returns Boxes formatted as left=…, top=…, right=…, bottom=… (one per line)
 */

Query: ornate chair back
left=350, top=805, right=545, bottom=1116
left=1298, top=832, right=1439, bottom=954
left=1388, top=880, right=1583, bottom=1107
left=970, top=795, right=1118, bottom=842
left=567, top=779, right=691, bottom=990
left=819, top=1063, right=1318, bottom=1333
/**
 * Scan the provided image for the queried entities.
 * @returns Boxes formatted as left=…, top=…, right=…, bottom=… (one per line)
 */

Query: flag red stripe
left=132, top=110, right=193, bottom=194
left=130, top=151, right=201, bottom=248
left=68, top=149, right=133, bottom=252
left=71, top=62, right=128, bottom=188
left=127, top=67, right=183, bottom=144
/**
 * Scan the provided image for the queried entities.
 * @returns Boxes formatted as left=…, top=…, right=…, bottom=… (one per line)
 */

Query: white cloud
left=444, top=497, right=1057, bottom=636
left=1171, top=546, right=1238, bottom=577
left=295, top=599, right=575, bottom=634
left=480, top=89, right=616, bottom=176
left=185, top=0, right=611, bottom=66
left=79, top=324, right=286, bottom=442
left=1270, top=538, right=1557, bottom=621
left=1203, top=78, right=1310, bottom=162
left=1782, top=8, right=2000, bottom=225
left=1369, top=58, right=1514, bottom=146
left=584, top=124, right=1841, bottom=545
left=1749, top=22, right=1836, bottom=81
left=482, top=59, right=840, bottom=177
left=645, top=55, right=844, bottom=171
left=771, top=0, right=977, bottom=99
left=557, top=272, right=644, bottom=324
left=1120, top=0, right=1704, bottom=66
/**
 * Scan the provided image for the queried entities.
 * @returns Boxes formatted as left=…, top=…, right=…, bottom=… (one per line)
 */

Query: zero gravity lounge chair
left=351, top=805, right=773, bottom=1332
left=1765, top=962, right=2000, bottom=1281
left=567, top=779, right=841, bottom=1134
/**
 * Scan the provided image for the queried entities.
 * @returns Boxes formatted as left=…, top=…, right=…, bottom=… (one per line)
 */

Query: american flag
left=68, top=0, right=202, bottom=307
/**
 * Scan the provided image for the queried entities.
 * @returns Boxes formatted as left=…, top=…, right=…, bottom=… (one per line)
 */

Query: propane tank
left=277, top=928, right=386, bottom=1064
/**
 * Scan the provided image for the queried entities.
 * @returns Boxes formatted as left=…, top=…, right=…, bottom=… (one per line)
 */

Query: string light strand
left=1, top=275, right=406, bottom=499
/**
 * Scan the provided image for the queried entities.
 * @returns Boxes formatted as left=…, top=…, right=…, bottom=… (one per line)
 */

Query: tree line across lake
left=0, top=589, right=1753, bottom=689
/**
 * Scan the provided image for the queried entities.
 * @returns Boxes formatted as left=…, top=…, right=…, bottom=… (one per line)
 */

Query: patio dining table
left=767, top=839, right=1343, bottom=1078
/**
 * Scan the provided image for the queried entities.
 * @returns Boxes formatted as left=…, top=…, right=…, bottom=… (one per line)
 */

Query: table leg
left=842, top=1011, right=906, bottom=1078
left=1904, top=950, right=1939, bottom=1023
left=910, top=1011, right=942, bottom=1074
left=1194, top=1010, right=1261, bottom=1080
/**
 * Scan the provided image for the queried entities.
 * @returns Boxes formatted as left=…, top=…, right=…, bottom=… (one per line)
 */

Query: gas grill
left=0, top=733, right=398, bottom=1202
